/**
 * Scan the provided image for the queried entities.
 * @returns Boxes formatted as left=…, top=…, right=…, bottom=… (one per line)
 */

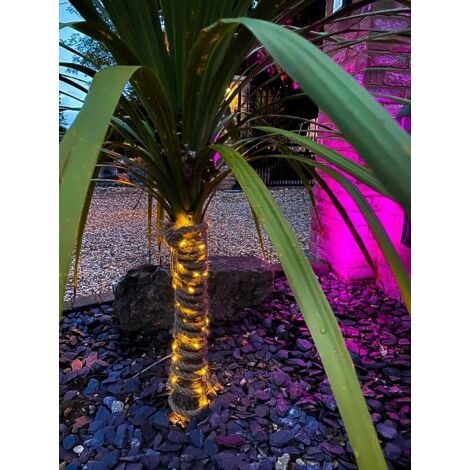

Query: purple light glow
left=311, top=27, right=411, bottom=299
left=314, top=121, right=410, bottom=298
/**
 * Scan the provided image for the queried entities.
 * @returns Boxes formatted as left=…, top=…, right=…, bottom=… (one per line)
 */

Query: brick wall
left=310, top=0, right=410, bottom=299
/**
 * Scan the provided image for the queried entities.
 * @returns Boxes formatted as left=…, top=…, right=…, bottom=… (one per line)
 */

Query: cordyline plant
left=60, top=1, right=410, bottom=468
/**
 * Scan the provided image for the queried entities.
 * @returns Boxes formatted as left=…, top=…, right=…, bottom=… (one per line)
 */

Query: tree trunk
left=164, top=222, right=214, bottom=421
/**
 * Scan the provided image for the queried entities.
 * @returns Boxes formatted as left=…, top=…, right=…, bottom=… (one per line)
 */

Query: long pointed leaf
left=60, top=65, right=148, bottom=312
left=215, top=144, right=386, bottom=470
left=254, top=126, right=393, bottom=199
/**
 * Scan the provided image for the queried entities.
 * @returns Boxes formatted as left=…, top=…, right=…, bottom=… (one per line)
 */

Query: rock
left=113, top=265, right=173, bottom=331
left=95, top=406, right=110, bottom=422
left=141, top=449, right=161, bottom=469
left=255, top=405, right=270, bottom=418
left=188, top=429, right=204, bottom=448
left=215, top=452, right=239, bottom=470
left=103, top=396, right=115, bottom=408
left=321, top=442, right=345, bottom=455
left=72, top=445, right=84, bottom=455
left=215, top=434, right=246, bottom=447
left=377, top=422, right=398, bottom=440
left=84, top=378, right=100, bottom=394
left=270, top=430, right=295, bottom=447
left=114, top=257, right=273, bottom=330
left=273, top=370, right=289, bottom=387
left=203, top=438, right=219, bottom=457
left=62, top=435, right=78, bottom=450
left=383, top=442, right=402, bottom=461
left=64, top=390, right=78, bottom=402
left=87, top=462, right=108, bottom=470
left=150, top=410, right=169, bottom=430
left=111, top=401, right=125, bottom=413
left=181, top=445, right=207, bottom=462
left=289, top=382, right=303, bottom=401
left=296, top=339, right=312, bottom=352
left=295, top=431, right=311, bottom=446
left=275, top=453, right=290, bottom=470
left=131, top=406, right=156, bottom=426
left=168, top=429, right=188, bottom=444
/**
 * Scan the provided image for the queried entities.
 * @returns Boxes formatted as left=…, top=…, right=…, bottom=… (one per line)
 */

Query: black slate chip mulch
left=60, top=273, right=411, bottom=470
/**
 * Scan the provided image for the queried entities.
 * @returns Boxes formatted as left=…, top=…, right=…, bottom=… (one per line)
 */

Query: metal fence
left=247, top=146, right=316, bottom=188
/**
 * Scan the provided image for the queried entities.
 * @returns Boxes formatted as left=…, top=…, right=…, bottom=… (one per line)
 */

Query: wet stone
left=383, top=442, right=402, bottom=461
left=215, top=452, right=239, bottom=470
left=321, top=442, right=346, bottom=455
left=181, top=445, right=207, bottom=462
left=203, top=438, right=219, bottom=458
left=141, top=449, right=161, bottom=469
left=84, top=378, right=100, bottom=395
left=63, top=435, right=79, bottom=450
left=269, top=430, right=295, bottom=447
left=150, top=411, right=169, bottom=430
left=188, top=429, right=204, bottom=448
left=215, top=434, right=246, bottom=448
left=275, top=453, right=290, bottom=470
left=255, top=405, right=270, bottom=418
left=296, top=339, right=313, bottom=352
left=168, top=429, right=188, bottom=444
left=377, top=422, right=398, bottom=440
left=131, top=406, right=156, bottom=426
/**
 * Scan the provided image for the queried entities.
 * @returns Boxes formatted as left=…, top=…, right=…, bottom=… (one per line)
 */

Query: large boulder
left=114, top=256, right=273, bottom=331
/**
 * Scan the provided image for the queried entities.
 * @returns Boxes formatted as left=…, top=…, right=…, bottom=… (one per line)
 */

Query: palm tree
left=60, top=1, right=410, bottom=468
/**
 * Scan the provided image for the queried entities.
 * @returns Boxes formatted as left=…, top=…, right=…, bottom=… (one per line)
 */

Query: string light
left=166, top=218, right=220, bottom=422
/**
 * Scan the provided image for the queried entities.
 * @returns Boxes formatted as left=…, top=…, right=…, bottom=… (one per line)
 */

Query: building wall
left=310, top=0, right=410, bottom=298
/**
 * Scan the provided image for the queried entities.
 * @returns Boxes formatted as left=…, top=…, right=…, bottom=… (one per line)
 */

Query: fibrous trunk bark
left=164, top=222, right=214, bottom=421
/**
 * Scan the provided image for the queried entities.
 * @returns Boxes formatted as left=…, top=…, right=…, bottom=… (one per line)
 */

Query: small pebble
left=111, top=401, right=125, bottom=413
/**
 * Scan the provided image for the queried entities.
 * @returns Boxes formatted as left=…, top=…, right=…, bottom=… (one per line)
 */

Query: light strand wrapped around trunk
left=164, top=222, right=215, bottom=421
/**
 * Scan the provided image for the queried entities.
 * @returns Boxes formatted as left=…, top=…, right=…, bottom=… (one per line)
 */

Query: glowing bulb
left=169, top=411, right=188, bottom=425
left=170, top=375, right=178, bottom=385
left=195, top=366, right=208, bottom=376
left=178, top=239, right=189, bottom=248
left=188, top=286, right=195, bottom=294
left=199, top=396, right=209, bottom=407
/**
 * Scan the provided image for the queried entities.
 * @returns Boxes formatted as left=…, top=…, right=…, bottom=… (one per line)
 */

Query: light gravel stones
left=65, top=186, right=311, bottom=301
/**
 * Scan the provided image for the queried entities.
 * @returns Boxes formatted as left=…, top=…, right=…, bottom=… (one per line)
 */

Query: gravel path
left=65, top=187, right=311, bottom=301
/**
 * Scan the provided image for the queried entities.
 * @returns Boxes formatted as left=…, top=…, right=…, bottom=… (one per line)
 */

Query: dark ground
left=60, top=272, right=411, bottom=470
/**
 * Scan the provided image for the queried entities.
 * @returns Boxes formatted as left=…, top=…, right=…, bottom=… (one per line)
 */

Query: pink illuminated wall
left=310, top=0, right=410, bottom=299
